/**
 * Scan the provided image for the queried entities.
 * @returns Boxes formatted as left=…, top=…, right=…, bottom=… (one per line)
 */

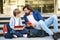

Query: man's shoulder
left=33, top=10, right=40, bottom=14
left=33, top=10, right=39, bottom=12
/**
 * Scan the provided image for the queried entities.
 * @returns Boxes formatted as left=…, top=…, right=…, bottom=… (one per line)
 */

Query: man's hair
left=23, top=4, right=33, bottom=12
left=13, top=9, right=20, bottom=17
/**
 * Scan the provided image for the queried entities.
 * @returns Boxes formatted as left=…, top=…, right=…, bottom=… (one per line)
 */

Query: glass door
left=25, top=0, right=56, bottom=14
left=0, top=0, right=3, bottom=14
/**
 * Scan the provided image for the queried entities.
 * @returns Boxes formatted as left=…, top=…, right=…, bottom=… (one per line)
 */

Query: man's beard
left=25, top=12, right=30, bottom=16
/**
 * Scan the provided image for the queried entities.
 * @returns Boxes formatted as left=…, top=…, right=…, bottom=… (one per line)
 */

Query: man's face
left=23, top=8, right=30, bottom=15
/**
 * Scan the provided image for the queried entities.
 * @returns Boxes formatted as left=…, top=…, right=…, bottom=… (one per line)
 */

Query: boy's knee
left=4, top=33, right=12, bottom=38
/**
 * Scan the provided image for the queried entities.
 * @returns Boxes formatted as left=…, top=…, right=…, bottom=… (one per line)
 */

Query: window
left=42, top=0, right=54, bottom=13
left=25, top=0, right=56, bottom=14
left=0, top=0, right=3, bottom=14
left=8, top=0, right=16, bottom=5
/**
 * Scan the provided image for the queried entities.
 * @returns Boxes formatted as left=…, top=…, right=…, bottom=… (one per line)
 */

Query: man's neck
left=29, top=12, right=32, bottom=15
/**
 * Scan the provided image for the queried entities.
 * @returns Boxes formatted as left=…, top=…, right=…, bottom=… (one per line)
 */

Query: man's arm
left=36, top=10, right=45, bottom=21
left=23, top=15, right=31, bottom=27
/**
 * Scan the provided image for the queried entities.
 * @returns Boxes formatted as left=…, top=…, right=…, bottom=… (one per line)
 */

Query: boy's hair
left=23, top=4, right=33, bottom=12
left=13, top=9, right=20, bottom=17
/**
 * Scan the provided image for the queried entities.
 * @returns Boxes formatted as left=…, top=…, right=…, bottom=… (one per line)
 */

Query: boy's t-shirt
left=9, top=16, right=23, bottom=29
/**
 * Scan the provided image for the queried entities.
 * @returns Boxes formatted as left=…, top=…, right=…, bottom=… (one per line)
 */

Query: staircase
left=0, top=14, right=60, bottom=40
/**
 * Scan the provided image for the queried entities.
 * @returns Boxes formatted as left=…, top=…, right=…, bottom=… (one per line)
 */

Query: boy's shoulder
left=10, top=16, right=14, bottom=18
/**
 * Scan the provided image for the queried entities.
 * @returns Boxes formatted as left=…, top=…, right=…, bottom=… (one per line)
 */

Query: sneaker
left=13, top=35, right=17, bottom=38
left=23, top=34, right=27, bottom=37
left=52, top=34, right=58, bottom=40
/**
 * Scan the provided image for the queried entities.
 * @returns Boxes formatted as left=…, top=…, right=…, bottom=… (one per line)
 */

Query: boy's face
left=23, top=8, right=30, bottom=15
left=15, top=10, right=20, bottom=16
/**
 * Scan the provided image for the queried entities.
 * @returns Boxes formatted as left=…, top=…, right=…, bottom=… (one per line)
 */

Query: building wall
left=1, top=0, right=60, bottom=16
left=3, top=0, right=25, bottom=16
left=57, top=0, right=60, bottom=13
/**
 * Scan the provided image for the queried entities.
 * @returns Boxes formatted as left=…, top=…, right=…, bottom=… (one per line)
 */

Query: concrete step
left=0, top=19, right=60, bottom=22
left=0, top=20, right=9, bottom=23
left=0, top=29, right=60, bottom=34
left=0, top=14, right=60, bottom=17
left=0, top=14, right=60, bottom=19
left=0, top=20, right=24, bottom=23
left=0, top=23, right=60, bottom=29
left=0, top=19, right=60, bottom=24
left=0, top=36, right=60, bottom=40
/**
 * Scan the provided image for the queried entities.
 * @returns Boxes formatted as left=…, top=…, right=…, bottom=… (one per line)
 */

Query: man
left=23, top=4, right=58, bottom=40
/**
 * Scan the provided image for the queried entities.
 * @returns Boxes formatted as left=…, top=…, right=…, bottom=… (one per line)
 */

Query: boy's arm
left=9, top=17, right=14, bottom=29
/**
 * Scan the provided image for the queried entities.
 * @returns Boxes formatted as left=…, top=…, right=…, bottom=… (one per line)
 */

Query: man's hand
left=26, top=22, right=36, bottom=27
left=31, top=23, right=36, bottom=27
left=26, top=22, right=32, bottom=27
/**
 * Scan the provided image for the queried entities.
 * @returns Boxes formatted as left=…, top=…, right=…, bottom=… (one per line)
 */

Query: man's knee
left=51, top=15, right=57, bottom=19
left=39, top=20, right=44, bottom=24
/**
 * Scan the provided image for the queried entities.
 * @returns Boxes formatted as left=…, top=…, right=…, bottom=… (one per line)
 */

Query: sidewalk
left=0, top=36, right=54, bottom=40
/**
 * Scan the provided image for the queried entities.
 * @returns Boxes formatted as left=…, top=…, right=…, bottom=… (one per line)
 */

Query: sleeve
left=23, top=15, right=28, bottom=25
left=9, top=16, right=14, bottom=29
left=19, top=17, right=23, bottom=26
left=36, top=10, right=45, bottom=21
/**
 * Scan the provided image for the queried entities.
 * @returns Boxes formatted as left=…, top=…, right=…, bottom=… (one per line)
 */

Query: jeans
left=4, top=23, right=28, bottom=38
left=35, top=15, right=58, bottom=35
